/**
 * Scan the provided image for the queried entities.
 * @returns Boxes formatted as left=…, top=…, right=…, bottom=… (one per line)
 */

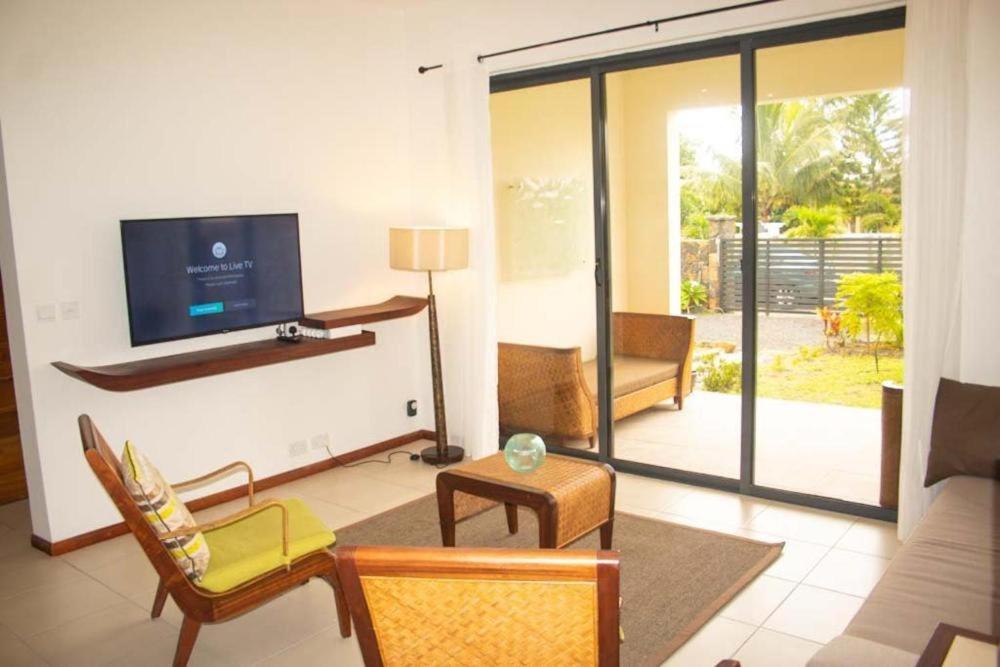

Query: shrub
left=835, top=271, right=903, bottom=372
left=681, top=280, right=709, bottom=313
left=682, top=213, right=711, bottom=239
left=770, top=354, right=787, bottom=372
left=782, top=205, right=845, bottom=238
left=697, top=352, right=742, bottom=393
left=794, top=346, right=823, bottom=363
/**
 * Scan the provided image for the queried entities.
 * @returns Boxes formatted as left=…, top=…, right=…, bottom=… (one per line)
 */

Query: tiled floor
left=0, top=441, right=900, bottom=666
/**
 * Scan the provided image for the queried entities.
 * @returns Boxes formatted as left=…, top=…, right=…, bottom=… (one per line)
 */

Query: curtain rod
left=417, top=0, right=783, bottom=74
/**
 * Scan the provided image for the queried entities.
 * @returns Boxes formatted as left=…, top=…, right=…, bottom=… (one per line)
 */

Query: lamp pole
left=420, top=269, right=464, bottom=465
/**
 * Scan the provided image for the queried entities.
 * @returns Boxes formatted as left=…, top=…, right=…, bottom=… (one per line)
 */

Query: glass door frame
left=491, top=7, right=904, bottom=522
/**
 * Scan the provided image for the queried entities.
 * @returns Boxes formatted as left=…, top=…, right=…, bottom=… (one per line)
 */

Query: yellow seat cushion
left=198, top=498, right=335, bottom=593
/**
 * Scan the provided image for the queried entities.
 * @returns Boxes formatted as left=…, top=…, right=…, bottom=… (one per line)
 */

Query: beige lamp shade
left=389, top=227, right=469, bottom=272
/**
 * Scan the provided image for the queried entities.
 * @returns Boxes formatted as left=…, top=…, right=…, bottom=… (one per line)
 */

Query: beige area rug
left=335, top=494, right=784, bottom=666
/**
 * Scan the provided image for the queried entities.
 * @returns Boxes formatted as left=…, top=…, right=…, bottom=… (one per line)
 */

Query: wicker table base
left=435, top=453, right=616, bottom=549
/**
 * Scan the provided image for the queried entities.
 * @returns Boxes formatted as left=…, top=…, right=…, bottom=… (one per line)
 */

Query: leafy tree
left=857, top=191, right=901, bottom=233
left=680, top=135, right=742, bottom=222
left=677, top=92, right=902, bottom=235
left=782, top=205, right=845, bottom=238
left=680, top=135, right=698, bottom=169
left=835, top=272, right=903, bottom=372
left=700, top=155, right=742, bottom=218
left=680, top=136, right=708, bottom=233
left=829, top=93, right=902, bottom=231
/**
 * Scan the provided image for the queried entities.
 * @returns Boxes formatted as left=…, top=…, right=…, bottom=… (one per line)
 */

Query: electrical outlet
left=289, top=440, right=308, bottom=457
left=311, top=433, right=330, bottom=451
left=406, top=399, right=417, bottom=417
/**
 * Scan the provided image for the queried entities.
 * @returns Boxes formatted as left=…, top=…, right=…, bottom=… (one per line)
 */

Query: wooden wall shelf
left=52, top=332, right=375, bottom=392
left=53, top=295, right=426, bottom=392
left=300, top=295, right=427, bottom=330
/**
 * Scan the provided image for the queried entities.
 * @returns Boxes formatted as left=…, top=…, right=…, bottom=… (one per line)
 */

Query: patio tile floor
left=567, top=389, right=883, bottom=506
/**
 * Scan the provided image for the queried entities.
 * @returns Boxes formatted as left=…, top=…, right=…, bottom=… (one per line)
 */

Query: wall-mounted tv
left=121, top=213, right=304, bottom=346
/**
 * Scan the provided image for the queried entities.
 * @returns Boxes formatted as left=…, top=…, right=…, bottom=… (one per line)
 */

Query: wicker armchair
left=499, top=312, right=695, bottom=446
left=335, top=545, right=621, bottom=666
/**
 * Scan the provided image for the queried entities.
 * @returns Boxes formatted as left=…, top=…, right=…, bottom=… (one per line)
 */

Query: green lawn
left=756, top=350, right=903, bottom=408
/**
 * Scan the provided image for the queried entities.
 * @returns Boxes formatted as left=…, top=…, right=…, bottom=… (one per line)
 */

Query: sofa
left=809, top=475, right=998, bottom=665
left=809, top=378, right=1000, bottom=665
left=498, top=312, right=695, bottom=446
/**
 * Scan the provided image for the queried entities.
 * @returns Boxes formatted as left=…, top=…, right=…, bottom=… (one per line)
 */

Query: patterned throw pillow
left=120, top=442, right=210, bottom=582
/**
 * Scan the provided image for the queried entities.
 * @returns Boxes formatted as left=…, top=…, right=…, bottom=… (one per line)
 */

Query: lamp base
left=420, top=445, right=465, bottom=466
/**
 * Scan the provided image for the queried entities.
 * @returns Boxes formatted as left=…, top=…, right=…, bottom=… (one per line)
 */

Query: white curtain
left=897, top=0, right=969, bottom=539
left=443, top=61, right=499, bottom=460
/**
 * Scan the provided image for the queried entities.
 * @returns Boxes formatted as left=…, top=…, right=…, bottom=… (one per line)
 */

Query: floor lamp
left=389, top=226, right=469, bottom=465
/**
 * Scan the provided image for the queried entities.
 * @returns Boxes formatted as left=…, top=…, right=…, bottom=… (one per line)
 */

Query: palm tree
left=754, top=101, right=839, bottom=220
left=702, top=101, right=839, bottom=221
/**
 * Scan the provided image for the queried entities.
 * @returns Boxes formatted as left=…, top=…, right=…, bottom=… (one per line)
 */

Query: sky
left=676, top=104, right=742, bottom=171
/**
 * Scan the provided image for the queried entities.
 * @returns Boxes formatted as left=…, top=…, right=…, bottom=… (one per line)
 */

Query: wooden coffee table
left=435, top=453, right=616, bottom=549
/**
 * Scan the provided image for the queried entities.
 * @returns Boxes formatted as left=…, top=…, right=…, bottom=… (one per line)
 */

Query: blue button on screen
left=189, top=302, right=224, bottom=317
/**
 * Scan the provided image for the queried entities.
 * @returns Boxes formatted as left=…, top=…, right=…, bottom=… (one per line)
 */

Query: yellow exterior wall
left=611, top=54, right=741, bottom=315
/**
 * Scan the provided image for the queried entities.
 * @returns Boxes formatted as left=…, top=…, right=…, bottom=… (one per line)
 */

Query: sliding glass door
left=489, top=8, right=905, bottom=519
left=752, top=29, right=905, bottom=506
left=491, top=78, right=606, bottom=458
left=603, top=55, right=744, bottom=481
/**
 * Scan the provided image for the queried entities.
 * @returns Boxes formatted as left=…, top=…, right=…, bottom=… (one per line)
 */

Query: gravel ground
left=694, top=312, right=826, bottom=353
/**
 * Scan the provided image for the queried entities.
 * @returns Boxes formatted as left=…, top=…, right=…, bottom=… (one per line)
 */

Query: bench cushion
left=582, top=355, right=679, bottom=398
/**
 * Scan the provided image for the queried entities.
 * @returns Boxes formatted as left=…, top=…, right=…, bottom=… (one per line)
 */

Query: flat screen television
left=121, top=213, right=304, bottom=346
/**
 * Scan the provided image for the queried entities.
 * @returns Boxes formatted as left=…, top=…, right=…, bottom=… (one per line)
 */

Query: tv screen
left=121, top=213, right=303, bottom=346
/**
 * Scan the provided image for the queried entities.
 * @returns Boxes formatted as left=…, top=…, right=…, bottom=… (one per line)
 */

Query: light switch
left=59, top=301, right=80, bottom=320
left=36, top=304, right=56, bottom=322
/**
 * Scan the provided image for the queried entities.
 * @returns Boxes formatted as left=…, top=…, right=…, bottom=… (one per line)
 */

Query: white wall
left=0, top=0, right=433, bottom=542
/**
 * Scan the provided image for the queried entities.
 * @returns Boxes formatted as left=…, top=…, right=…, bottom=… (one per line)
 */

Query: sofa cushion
left=808, top=635, right=918, bottom=667
left=842, top=476, right=999, bottom=655
left=925, top=378, right=1000, bottom=486
left=582, top=355, right=679, bottom=398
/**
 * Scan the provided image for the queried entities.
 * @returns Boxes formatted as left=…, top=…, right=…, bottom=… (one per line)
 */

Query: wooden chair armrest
left=161, top=499, right=290, bottom=559
left=173, top=461, right=255, bottom=506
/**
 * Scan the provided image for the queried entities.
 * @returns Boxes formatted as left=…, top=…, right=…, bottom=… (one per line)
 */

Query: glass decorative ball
left=503, top=433, right=546, bottom=473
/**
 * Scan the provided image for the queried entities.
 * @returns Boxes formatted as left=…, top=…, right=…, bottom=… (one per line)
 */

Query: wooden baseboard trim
left=31, top=429, right=436, bottom=556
